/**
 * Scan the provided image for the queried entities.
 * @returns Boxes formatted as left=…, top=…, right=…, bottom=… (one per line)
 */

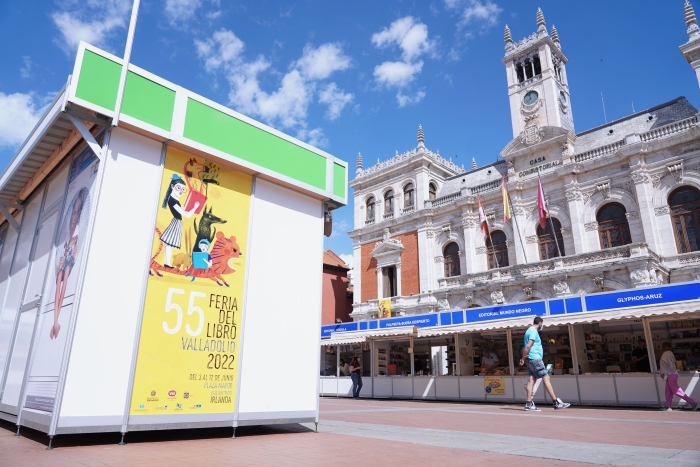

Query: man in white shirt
left=481, top=346, right=500, bottom=373
left=659, top=342, right=699, bottom=411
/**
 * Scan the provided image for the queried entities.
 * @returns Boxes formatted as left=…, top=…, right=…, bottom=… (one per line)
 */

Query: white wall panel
left=237, top=179, right=322, bottom=417
left=59, top=129, right=163, bottom=420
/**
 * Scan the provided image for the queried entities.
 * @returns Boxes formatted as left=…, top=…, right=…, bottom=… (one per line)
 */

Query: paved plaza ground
left=1, top=398, right=699, bottom=466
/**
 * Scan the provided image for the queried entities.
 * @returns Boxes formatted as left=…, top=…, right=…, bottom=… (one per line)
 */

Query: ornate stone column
left=629, top=155, right=661, bottom=253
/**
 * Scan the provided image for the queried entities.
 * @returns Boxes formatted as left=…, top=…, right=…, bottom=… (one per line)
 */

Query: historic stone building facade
left=348, top=5, right=700, bottom=320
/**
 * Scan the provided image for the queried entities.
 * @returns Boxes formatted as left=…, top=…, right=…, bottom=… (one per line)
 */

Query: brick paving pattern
left=0, top=398, right=697, bottom=466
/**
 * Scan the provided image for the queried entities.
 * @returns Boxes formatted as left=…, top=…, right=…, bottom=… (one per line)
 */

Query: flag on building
left=502, top=175, right=512, bottom=223
left=537, top=175, right=548, bottom=229
left=478, top=195, right=489, bottom=237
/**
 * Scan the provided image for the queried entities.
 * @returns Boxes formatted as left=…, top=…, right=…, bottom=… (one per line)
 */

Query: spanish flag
left=502, top=175, right=512, bottom=223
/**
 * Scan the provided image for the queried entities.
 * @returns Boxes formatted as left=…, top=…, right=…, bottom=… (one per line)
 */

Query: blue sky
left=1, top=1, right=699, bottom=266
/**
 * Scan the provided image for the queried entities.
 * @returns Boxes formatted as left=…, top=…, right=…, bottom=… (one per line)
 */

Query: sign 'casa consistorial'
left=518, top=159, right=561, bottom=178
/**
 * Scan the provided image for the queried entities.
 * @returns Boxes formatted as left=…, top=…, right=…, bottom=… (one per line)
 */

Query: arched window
left=597, top=203, right=631, bottom=249
left=486, top=231, right=509, bottom=269
left=669, top=186, right=700, bottom=253
left=515, top=63, right=524, bottom=83
left=429, top=183, right=437, bottom=201
left=366, top=196, right=375, bottom=223
left=443, top=242, right=461, bottom=277
left=537, top=218, right=565, bottom=259
left=384, top=190, right=394, bottom=218
left=533, top=55, right=542, bottom=75
left=403, top=183, right=415, bottom=209
left=524, top=59, right=533, bottom=79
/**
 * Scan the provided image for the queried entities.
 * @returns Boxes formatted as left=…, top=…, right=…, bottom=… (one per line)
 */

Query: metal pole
left=505, top=178, right=528, bottom=264
left=113, top=0, right=141, bottom=126
left=539, top=173, right=563, bottom=259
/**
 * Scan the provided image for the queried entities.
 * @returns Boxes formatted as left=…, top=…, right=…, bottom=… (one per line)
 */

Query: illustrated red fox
left=150, top=231, right=243, bottom=286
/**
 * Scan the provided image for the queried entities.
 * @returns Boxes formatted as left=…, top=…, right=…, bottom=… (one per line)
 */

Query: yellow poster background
left=130, top=147, right=251, bottom=415
left=378, top=299, right=391, bottom=318
left=484, top=377, right=505, bottom=395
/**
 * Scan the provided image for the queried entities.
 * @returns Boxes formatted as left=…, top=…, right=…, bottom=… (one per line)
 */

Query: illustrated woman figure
left=160, top=174, right=200, bottom=267
left=51, top=189, right=87, bottom=339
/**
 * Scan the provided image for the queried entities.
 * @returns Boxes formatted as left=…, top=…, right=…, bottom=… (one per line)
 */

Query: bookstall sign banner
left=130, top=147, right=252, bottom=416
left=379, top=313, right=438, bottom=329
left=585, top=283, right=700, bottom=313
left=321, top=322, right=359, bottom=338
left=484, top=377, right=505, bottom=395
left=466, top=301, right=545, bottom=323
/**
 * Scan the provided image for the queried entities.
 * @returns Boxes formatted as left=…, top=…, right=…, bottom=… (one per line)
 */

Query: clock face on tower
left=523, top=91, right=539, bottom=105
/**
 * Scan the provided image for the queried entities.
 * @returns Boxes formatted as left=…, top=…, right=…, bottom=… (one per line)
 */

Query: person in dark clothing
left=350, top=357, right=363, bottom=399
left=632, top=340, right=651, bottom=372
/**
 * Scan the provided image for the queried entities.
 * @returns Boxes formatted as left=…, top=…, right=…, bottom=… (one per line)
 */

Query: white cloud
left=373, top=60, right=423, bottom=88
left=338, top=253, right=353, bottom=267
left=165, top=0, right=203, bottom=24
left=20, top=57, right=33, bottom=79
left=396, top=90, right=426, bottom=107
left=318, top=83, right=353, bottom=120
left=296, top=43, right=351, bottom=80
left=0, top=92, right=47, bottom=147
left=371, top=16, right=435, bottom=62
left=296, top=127, right=328, bottom=148
left=195, top=29, right=352, bottom=143
left=445, top=0, right=503, bottom=31
left=51, top=0, right=131, bottom=55
left=330, top=219, right=350, bottom=238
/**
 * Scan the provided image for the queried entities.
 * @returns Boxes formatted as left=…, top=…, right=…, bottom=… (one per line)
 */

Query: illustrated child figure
left=51, top=189, right=87, bottom=339
left=190, top=239, right=212, bottom=282
left=160, top=174, right=200, bottom=268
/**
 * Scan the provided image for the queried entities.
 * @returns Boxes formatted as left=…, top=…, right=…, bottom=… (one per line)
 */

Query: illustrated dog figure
left=193, top=206, right=226, bottom=252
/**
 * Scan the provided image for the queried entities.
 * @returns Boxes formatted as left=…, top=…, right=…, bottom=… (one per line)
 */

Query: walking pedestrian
left=350, top=357, right=363, bottom=399
left=519, top=316, right=570, bottom=411
left=659, top=342, right=699, bottom=411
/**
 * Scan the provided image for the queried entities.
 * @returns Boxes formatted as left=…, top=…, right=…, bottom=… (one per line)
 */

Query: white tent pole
left=113, top=0, right=141, bottom=127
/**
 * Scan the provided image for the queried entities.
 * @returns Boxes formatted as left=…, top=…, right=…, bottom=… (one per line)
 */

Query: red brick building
left=322, top=250, right=353, bottom=324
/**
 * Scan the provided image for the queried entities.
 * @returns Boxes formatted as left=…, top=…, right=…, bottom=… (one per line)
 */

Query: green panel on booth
left=183, top=98, right=327, bottom=190
left=333, top=163, right=346, bottom=198
left=121, top=72, right=176, bottom=131
left=75, top=50, right=121, bottom=111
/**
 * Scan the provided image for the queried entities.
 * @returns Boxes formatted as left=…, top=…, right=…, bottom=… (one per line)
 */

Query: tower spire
left=356, top=152, right=363, bottom=175
left=471, top=157, right=477, bottom=171
left=417, top=124, right=425, bottom=148
left=686, top=0, right=700, bottom=38
left=551, top=24, right=560, bottom=47
left=536, top=7, right=546, bottom=32
left=504, top=24, right=513, bottom=45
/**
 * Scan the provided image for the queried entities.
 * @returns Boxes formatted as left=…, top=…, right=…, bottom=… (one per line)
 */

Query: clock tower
left=502, top=8, right=574, bottom=141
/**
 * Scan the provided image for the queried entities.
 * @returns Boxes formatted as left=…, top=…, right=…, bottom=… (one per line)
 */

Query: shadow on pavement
left=0, top=417, right=314, bottom=450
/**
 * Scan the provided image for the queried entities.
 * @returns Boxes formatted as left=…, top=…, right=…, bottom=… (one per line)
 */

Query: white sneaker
left=691, top=403, right=699, bottom=412
left=661, top=407, right=673, bottom=412
left=553, top=398, right=570, bottom=409
left=524, top=401, right=541, bottom=411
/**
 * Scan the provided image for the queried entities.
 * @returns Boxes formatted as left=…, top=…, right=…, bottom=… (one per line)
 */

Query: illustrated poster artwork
left=130, top=147, right=252, bottom=416
left=24, top=143, right=98, bottom=413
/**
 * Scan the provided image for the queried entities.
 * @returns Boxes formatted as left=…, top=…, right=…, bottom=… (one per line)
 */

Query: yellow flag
left=378, top=299, right=391, bottom=318
left=502, top=175, right=512, bottom=222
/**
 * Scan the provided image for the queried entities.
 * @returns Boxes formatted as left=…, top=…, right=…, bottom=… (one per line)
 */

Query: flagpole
left=114, top=0, right=141, bottom=127
left=504, top=176, right=529, bottom=264
left=538, top=172, right=563, bottom=259
left=479, top=195, right=500, bottom=269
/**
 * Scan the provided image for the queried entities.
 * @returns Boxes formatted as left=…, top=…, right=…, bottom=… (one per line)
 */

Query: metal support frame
left=113, top=0, right=141, bottom=126
left=0, top=205, right=20, bottom=231
left=64, top=107, right=110, bottom=128
left=67, top=115, right=103, bottom=161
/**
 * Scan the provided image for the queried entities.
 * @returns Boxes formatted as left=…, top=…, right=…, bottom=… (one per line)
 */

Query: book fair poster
left=130, top=147, right=251, bottom=416
left=484, top=377, right=505, bottom=395
left=378, top=299, right=391, bottom=318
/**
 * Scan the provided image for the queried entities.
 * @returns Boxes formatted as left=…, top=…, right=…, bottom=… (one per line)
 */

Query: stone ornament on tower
left=504, top=24, right=513, bottom=49
left=686, top=0, right=700, bottom=39
left=536, top=7, right=546, bottom=32
left=356, top=152, right=363, bottom=176
left=471, top=157, right=477, bottom=171
left=551, top=25, right=560, bottom=47
left=417, top=124, right=425, bottom=148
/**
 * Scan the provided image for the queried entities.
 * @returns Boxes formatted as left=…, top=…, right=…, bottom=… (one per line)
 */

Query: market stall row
left=319, top=282, right=700, bottom=407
